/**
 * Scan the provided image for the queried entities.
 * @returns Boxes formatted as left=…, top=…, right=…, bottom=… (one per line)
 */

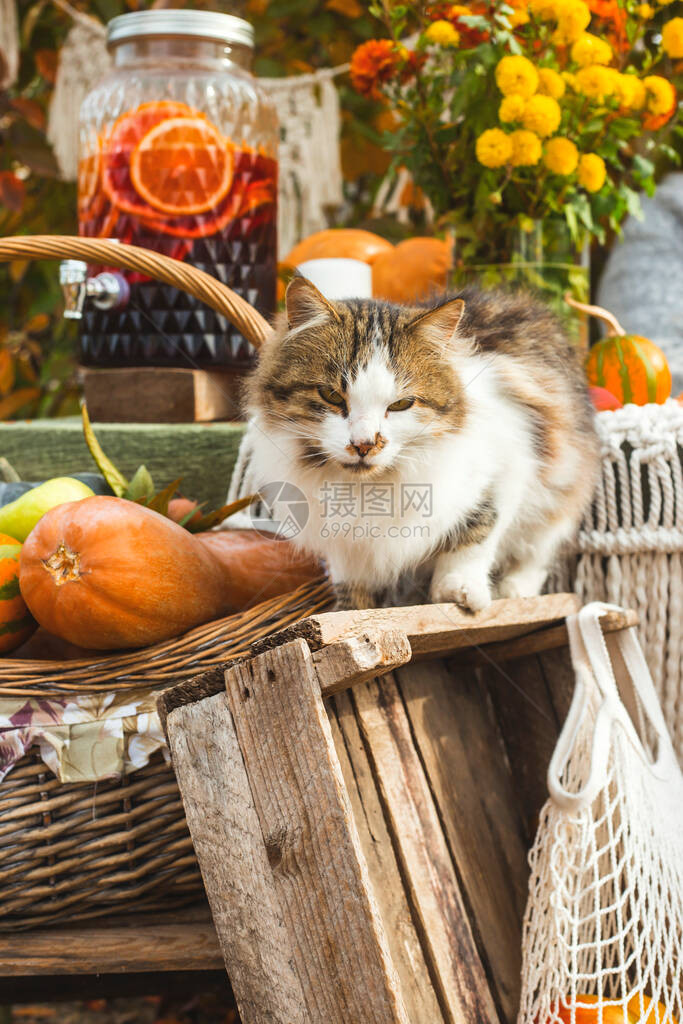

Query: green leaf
left=144, top=477, right=183, bottom=518
left=186, top=493, right=260, bottom=534
left=80, top=402, right=129, bottom=498
left=124, top=465, right=155, bottom=503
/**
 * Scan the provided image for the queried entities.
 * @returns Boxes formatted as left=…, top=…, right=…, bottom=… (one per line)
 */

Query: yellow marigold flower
left=543, top=136, right=579, bottom=174
left=499, top=94, right=527, bottom=122
left=476, top=128, right=513, bottom=168
left=662, top=18, right=683, bottom=58
left=449, top=4, right=471, bottom=14
left=553, top=0, right=591, bottom=43
left=538, top=68, right=566, bottom=98
left=495, top=55, right=539, bottom=98
left=509, top=129, right=542, bottom=166
left=575, top=64, right=615, bottom=101
left=529, top=0, right=557, bottom=19
left=613, top=72, right=646, bottom=109
left=424, top=19, right=461, bottom=45
left=509, top=1, right=530, bottom=26
left=522, top=94, right=562, bottom=136
left=638, top=3, right=654, bottom=16
left=644, top=74, right=676, bottom=114
left=571, top=32, right=613, bottom=66
left=578, top=153, right=606, bottom=192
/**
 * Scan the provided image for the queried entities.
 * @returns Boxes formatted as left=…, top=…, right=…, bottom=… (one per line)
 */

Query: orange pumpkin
left=0, top=532, right=36, bottom=653
left=566, top=295, right=671, bottom=406
left=371, top=236, right=451, bottom=303
left=196, top=530, right=321, bottom=609
left=284, top=228, right=393, bottom=270
left=20, top=496, right=240, bottom=650
left=546, top=993, right=677, bottom=1024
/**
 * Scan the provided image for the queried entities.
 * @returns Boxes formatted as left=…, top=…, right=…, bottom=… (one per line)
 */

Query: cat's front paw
left=429, top=572, right=492, bottom=612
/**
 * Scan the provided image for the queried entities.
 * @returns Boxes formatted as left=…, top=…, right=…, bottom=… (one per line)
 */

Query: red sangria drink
left=77, top=12, right=277, bottom=369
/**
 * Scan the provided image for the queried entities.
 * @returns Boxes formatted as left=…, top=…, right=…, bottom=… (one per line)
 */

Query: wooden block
left=395, top=658, right=530, bottom=1023
left=311, top=629, right=412, bottom=697
left=0, top=906, right=223, bottom=976
left=328, top=692, right=445, bottom=1024
left=223, top=638, right=408, bottom=1024
left=351, top=673, right=501, bottom=1024
left=82, top=366, right=244, bottom=423
left=0, top=417, right=244, bottom=509
left=253, top=594, right=581, bottom=661
left=166, top=692, right=308, bottom=1024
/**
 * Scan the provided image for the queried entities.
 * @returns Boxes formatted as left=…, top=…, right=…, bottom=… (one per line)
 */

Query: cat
left=245, top=276, right=599, bottom=611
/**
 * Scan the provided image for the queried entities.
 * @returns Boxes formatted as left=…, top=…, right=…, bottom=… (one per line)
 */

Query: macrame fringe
left=46, top=15, right=110, bottom=181
left=0, top=0, right=19, bottom=90
left=46, top=11, right=346, bottom=256
left=549, top=399, right=683, bottom=763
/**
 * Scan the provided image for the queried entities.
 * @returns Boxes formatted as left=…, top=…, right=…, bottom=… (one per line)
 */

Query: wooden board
left=167, top=692, right=308, bottom=1024
left=328, top=691, right=445, bottom=1024
left=0, top=417, right=244, bottom=508
left=0, top=905, right=222, bottom=976
left=352, top=673, right=501, bottom=1024
left=82, top=366, right=244, bottom=423
left=254, top=594, right=581, bottom=660
left=223, top=638, right=408, bottom=1024
left=395, top=658, right=530, bottom=1023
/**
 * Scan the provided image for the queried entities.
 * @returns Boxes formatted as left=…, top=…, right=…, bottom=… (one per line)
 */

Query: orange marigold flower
left=350, top=40, right=402, bottom=99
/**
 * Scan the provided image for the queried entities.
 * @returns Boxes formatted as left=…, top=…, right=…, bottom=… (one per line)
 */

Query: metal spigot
left=60, top=260, right=130, bottom=320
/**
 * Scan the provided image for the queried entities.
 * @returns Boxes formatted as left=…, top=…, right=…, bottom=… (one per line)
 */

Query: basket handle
left=0, top=235, right=274, bottom=351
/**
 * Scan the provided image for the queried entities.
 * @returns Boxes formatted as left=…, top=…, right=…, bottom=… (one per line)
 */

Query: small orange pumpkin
left=284, top=228, right=393, bottom=270
left=371, top=237, right=451, bottom=304
left=0, top=532, right=36, bottom=654
left=567, top=295, right=671, bottom=406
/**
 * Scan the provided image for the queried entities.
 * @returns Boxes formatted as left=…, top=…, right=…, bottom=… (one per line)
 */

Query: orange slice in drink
left=129, top=117, right=233, bottom=217
left=102, top=100, right=208, bottom=217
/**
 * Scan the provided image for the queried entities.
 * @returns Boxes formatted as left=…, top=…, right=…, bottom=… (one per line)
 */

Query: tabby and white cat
left=246, top=277, right=598, bottom=610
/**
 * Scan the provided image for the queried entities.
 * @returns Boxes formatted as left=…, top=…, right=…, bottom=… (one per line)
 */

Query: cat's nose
left=350, top=432, right=385, bottom=458
left=352, top=440, right=376, bottom=458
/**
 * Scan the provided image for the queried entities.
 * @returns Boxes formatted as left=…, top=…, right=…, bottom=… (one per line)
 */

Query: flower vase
left=451, top=218, right=590, bottom=348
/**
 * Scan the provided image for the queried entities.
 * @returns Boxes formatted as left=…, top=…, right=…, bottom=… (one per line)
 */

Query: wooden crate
left=159, top=595, right=637, bottom=1024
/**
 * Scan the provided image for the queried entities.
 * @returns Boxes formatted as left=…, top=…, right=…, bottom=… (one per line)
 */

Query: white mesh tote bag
left=518, top=602, right=683, bottom=1024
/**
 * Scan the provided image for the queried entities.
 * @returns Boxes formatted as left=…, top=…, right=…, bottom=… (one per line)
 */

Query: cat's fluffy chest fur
left=246, top=278, right=598, bottom=611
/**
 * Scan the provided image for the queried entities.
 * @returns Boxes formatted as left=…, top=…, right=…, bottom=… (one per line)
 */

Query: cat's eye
left=387, top=398, right=415, bottom=412
left=318, top=386, right=346, bottom=407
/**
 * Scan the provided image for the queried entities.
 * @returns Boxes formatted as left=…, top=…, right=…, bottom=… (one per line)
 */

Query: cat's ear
left=285, top=276, right=341, bottom=330
left=408, top=298, right=465, bottom=344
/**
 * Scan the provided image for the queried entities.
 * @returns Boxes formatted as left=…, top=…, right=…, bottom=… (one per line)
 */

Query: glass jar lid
left=106, top=10, right=254, bottom=51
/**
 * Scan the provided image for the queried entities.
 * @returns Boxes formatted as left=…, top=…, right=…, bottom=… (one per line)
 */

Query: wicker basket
left=0, top=235, right=333, bottom=930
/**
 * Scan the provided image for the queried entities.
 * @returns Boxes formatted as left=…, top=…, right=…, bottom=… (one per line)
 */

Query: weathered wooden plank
left=396, top=658, right=529, bottom=1023
left=479, top=654, right=561, bottom=843
left=82, top=367, right=243, bottom=423
left=224, top=639, right=408, bottom=1024
left=454, top=608, right=638, bottom=668
left=0, top=418, right=244, bottom=508
left=166, top=692, right=308, bottom=1024
left=352, top=673, right=501, bottom=1024
left=0, top=906, right=222, bottom=976
left=253, top=594, right=581, bottom=660
left=312, top=630, right=412, bottom=697
left=327, top=692, right=445, bottom=1024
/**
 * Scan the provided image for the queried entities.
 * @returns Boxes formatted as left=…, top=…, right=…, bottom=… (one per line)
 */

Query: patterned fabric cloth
left=0, top=688, right=167, bottom=784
